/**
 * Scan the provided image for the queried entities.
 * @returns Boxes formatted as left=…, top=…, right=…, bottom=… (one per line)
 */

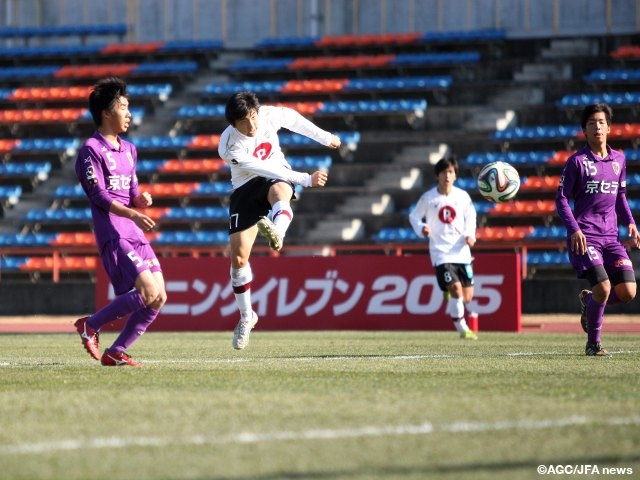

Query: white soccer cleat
left=232, top=311, right=259, bottom=350
left=257, top=216, right=283, bottom=251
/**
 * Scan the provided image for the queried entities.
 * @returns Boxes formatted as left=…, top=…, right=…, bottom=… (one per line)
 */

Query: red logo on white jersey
left=439, top=205, right=456, bottom=224
left=253, top=142, right=272, bottom=160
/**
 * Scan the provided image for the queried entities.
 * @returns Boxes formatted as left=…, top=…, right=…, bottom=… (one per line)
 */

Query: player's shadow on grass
left=194, top=453, right=640, bottom=479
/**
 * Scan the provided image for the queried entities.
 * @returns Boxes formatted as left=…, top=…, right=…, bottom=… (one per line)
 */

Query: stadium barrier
left=96, top=253, right=522, bottom=332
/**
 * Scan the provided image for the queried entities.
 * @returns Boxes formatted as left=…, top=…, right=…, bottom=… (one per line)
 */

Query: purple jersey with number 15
left=75, top=131, right=147, bottom=252
left=556, top=145, right=635, bottom=240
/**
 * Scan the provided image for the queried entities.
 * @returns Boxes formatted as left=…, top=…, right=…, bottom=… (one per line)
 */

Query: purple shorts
left=100, top=238, right=162, bottom=295
left=567, top=236, right=633, bottom=279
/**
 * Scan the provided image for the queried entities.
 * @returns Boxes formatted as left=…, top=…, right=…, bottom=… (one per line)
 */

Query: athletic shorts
left=100, top=238, right=162, bottom=295
left=435, top=263, right=474, bottom=291
left=567, top=236, right=634, bottom=281
left=228, top=177, right=294, bottom=234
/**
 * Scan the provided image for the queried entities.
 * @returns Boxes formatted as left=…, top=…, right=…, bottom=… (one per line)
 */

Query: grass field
left=0, top=330, right=639, bottom=480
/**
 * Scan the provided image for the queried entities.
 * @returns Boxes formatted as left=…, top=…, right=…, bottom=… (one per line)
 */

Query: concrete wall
left=1, top=279, right=637, bottom=316
left=0, top=0, right=637, bottom=47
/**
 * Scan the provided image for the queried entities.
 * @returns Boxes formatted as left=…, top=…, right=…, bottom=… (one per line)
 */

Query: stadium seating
left=201, top=76, right=452, bottom=98
left=176, top=99, right=427, bottom=120
left=228, top=51, right=480, bottom=74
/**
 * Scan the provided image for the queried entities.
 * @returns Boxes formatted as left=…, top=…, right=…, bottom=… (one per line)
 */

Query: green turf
left=0, top=331, right=638, bottom=479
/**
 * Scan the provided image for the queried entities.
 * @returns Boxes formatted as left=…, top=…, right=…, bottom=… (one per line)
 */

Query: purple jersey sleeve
left=556, top=145, right=633, bottom=239
left=75, top=132, right=147, bottom=251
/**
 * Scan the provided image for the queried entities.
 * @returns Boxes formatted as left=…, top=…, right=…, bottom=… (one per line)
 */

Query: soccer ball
left=477, top=161, right=520, bottom=203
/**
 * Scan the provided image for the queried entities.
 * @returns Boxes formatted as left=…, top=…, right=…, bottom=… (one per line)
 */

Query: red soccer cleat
left=74, top=316, right=100, bottom=360
left=101, top=350, right=143, bottom=367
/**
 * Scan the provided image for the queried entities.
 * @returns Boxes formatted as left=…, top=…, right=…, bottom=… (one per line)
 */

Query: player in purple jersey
left=556, top=103, right=640, bottom=356
left=73, top=77, right=167, bottom=366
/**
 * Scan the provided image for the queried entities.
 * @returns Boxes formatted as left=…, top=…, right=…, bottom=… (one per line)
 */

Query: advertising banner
left=97, top=253, right=521, bottom=332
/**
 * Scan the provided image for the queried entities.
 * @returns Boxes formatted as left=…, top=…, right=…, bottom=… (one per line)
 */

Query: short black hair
left=580, top=103, right=612, bottom=130
left=225, top=91, right=260, bottom=125
left=434, top=156, right=458, bottom=176
left=88, top=77, right=128, bottom=127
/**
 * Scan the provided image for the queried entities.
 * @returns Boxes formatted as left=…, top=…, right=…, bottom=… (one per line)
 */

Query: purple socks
left=585, top=293, right=606, bottom=344
left=85, top=289, right=159, bottom=353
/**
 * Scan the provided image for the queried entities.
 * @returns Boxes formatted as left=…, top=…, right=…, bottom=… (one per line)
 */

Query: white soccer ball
left=477, top=161, right=520, bottom=203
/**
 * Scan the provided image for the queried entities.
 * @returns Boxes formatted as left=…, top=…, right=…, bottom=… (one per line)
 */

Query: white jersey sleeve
left=218, top=105, right=333, bottom=190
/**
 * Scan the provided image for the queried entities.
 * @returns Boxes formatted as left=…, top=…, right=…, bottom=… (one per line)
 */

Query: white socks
left=271, top=200, right=293, bottom=236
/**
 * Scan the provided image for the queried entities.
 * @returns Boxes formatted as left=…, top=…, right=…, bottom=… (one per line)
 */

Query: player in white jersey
left=218, top=91, right=341, bottom=349
left=409, top=156, right=479, bottom=339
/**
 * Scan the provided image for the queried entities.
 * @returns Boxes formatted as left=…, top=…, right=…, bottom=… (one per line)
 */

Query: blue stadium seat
left=134, top=61, right=198, bottom=75
left=371, top=227, right=420, bottom=242
left=164, top=206, right=228, bottom=220
left=0, top=45, right=102, bottom=58
left=0, top=256, right=29, bottom=270
left=23, top=208, right=91, bottom=222
left=135, top=136, right=193, bottom=149
left=203, top=81, right=286, bottom=96
left=288, top=155, right=332, bottom=170
left=343, top=75, right=453, bottom=91
left=527, top=251, right=568, bottom=265
left=464, top=151, right=555, bottom=165
left=391, top=51, right=480, bottom=66
left=318, top=98, right=427, bottom=114
left=160, top=40, right=224, bottom=52
left=584, top=69, right=640, bottom=83
left=421, top=29, right=506, bottom=42
left=0, top=185, right=22, bottom=205
left=16, top=138, right=80, bottom=154
left=492, top=125, right=580, bottom=141
left=136, top=160, right=169, bottom=173
left=229, top=58, right=295, bottom=72
left=0, top=66, right=59, bottom=80
left=557, top=92, right=640, bottom=108
left=53, top=184, right=84, bottom=199
left=0, top=232, right=57, bottom=247
left=192, top=182, right=232, bottom=196
left=528, top=226, right=567, bottom=239
left=154, top=230, right=228, bottom=245
left=0, top=162, right=51, bottom=180
left=255, top=37, right=319, bottom=48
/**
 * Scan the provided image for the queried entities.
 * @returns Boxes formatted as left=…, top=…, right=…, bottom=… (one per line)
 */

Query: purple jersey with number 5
left=75, top=131, right=147, bottom=252
left=555, top=145, right=635, bottom=240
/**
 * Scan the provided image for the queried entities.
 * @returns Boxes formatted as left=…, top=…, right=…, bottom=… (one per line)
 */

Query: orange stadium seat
left=100, top=41, right=165, bottom=55
left=11, top=86, right=91, bottom=101
left=576, top=123, right=640, bottom=140
left=189, top=135, right=221, bottom=149
left=162, top=158, right=227, bottom=173
left=0, top=139, right=20, bottom=152
left=476, top=226, right=534, bottom=240
left=274, top=102, right=323, bottom=115
left=610, top=45, right=640, bottom=59
left=548, top=150, right=575, bottom=165
left=519, top=176, right=560, bottom=191
left=0, top=108, right=85, bottom=124
left=20, top=256, right=97, bottom=272
left=54, top=63, right=137, bottom=78
left=137, top=207, right=171, bottom=220
left=281, top=79, right=349, bottom=93
left=492, top=200, right=556, bottom=215
left=139, top=182, right=199, bottom=197
left=50, top=232, right=95, bottom=246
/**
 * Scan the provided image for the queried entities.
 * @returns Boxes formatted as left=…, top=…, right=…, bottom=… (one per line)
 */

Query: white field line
left=0, top=349, right=639, bottom=367
left=1, top=415, right=640, bottom=456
